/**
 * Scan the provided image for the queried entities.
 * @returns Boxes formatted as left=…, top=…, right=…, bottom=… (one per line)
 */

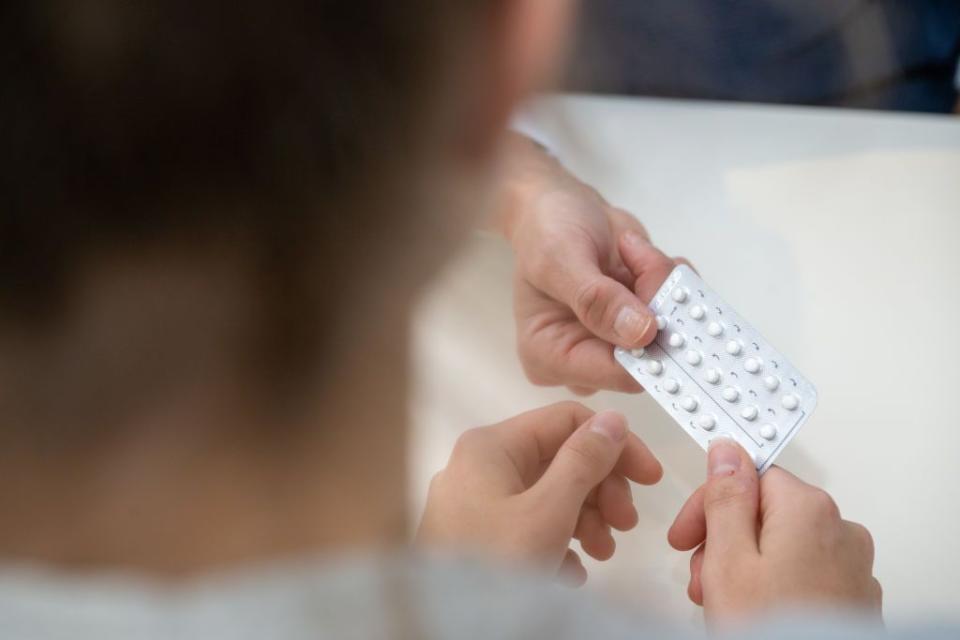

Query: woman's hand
left=495, top=132, right=684, bottom=395
left=668, top=438, right=882, bottom=626
left=417, top=402, right=662, bottom=585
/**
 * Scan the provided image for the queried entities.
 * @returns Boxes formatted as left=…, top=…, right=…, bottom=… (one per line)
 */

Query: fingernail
left=708, top=436, right=741, bottom=477
left=589, top=411, right=627, bottom=442
left=614, top=306, right=651, bottom=346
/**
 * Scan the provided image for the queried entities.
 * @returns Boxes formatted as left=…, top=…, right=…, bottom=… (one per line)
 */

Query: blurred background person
left=568, top=0, right=960, bottom=113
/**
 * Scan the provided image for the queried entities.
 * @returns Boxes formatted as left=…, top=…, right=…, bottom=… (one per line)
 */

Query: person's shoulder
left=4, top=553, right=956, bottom=640
left=389, top=551, right=678, bottom=640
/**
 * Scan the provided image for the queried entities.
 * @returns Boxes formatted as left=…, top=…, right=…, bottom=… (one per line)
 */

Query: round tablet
left=663, top=378, right=680, bottom=394
left=704, top=368, right=721, bottom=384
left=763, top=375, right=780, bottom=391
left=680, top=395, right=698, bottom=412
left=646, top=359, right=663, bottom=375
left=740, top=405, right=759, bottom=421
left=706, top=321, right=724, bottom=337
left=671, top=287, right=688, bottom=303
left=697, top=414, right=716, bottom=431
left=630, top=347, right=645, bottom=358
left=721, top=386, right=739, bottom=402
left=655, top=315, right=668, bottom=330
left=725, top=340, right=742, bottom=356
left=689, top=305, right=706, bottom=320
left=781, top=394, right=799, bottom=410
left=759, top=424, right=777, bottom=440
left=743, top=357, right=762, bottom=373
left=668, top=332, right=685, bottom=348
left=685, top=350, right=702, bottom=365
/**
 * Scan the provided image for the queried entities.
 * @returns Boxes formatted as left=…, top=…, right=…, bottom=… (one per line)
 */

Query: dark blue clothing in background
left=569, top=0, right=960, bottom=112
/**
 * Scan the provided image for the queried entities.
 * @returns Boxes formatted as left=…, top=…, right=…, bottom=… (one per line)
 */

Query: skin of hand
left=495, top=132, right=687, bottom=395
left=416, top=402, right=662, bottom=586
left=667, top=438, right=882, bottom=626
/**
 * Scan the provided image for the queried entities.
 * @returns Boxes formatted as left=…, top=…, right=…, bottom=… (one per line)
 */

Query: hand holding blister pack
left=615, top=265, right=816, bottom=473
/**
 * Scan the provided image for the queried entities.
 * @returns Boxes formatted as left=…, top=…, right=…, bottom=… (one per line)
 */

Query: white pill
left=697, top=414, right=716, bottom=431
left=630, top=347, right=645, bottom=358
left=689, top=304, right=706, bottom=320
left=721, top=386, right=739, bottom=402
left=668, top=332, right=685, bottom=348
left=725, top=340, right=742, bottom=355
left=685, top=350, right=702, bottom=365
left=663, top=378, right=680, bottom=394
left=656, top=315, right=668, bottom=330
left=671, top=287, right=688, bottom=303
left=740, top=405, right=759, bottom=421
left=763, top=375, right=780, bottom=391
left=743, top=357, right=762, bottom=373
left=680, top=395, right=698, bottom=412
left=646, top=359, right=663, bottom=375
left=707, top=321, right=724, bottom=337
left=759, top=424, right=778, bottom=440
left=781, top=394, right=799, bottom=410
left=704, top=368, right=722, bottom=384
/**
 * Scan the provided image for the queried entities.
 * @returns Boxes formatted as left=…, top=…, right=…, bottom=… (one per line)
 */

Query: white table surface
left=411, top=94, right=960, bottom=628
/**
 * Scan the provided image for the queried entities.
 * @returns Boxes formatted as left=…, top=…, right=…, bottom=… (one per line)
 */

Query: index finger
left=667, top=466, right=808, bottom=552
left=613, top=432, right=663, bottom=486
left=486, top=401, right=595, bottom=486
left=549, top=335, right=644, bottom=392
left=668, top=484, right=706, bottom=551
left=618, top=231, right=681, bottom=302
left=515, top=281, right=644, bottom=393
left=489, top=402, right=661, bottom=488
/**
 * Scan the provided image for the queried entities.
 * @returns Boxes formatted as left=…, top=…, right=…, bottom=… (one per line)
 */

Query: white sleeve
left=510, top=109, right=556, bottom=157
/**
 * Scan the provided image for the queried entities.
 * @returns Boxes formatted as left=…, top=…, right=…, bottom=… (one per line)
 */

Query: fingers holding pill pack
left=615, top=265, right=817, bottom=473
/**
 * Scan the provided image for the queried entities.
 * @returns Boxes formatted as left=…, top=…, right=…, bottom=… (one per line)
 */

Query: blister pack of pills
left=615, top=265, right=817, bottom=473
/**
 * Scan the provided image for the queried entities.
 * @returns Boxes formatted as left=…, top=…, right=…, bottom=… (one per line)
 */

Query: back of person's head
left=0, top=1, right=570, bottom=443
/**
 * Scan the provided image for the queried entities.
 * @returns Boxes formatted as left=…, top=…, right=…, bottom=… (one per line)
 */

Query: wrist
left=493, top=131, right=571, bottom=243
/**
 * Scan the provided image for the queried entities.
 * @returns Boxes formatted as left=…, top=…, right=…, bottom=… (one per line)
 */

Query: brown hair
left=0, top=1, right=484, bottom=399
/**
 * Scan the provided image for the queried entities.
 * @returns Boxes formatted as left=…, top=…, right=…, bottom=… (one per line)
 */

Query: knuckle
left=427, top=470, right=446, bottom=494
left=552, top=400, right=591, bottom=417
left=652, top=252, right=676, bottom=274
left=572, top=277, right=613, bottom=328
left=848, top=521, right=875, bottom=560
left=518, top=354, right=553, bottom=387
left=515, top=334, right=558, bottom=387
left=450, top=427, right=487, bottom=462
left=516, top=341, right=548, bottom=384
left=610, top=207, right=649, bottom=236
left=705, top=476, right=755, bottom=511
left=567, top=385, right=597, bottom=397
left=523, top=367, right=550, bottom=387
left=562, top=437, right=607, bottom=489
left=808, top=488, right=841, bottom=520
